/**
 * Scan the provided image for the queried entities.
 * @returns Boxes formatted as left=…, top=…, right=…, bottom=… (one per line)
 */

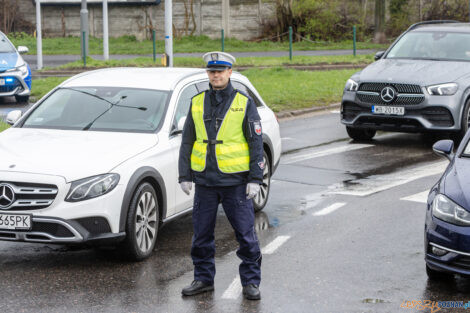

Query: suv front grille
left=357, top=82, right=424, bottom=105
left=0, top=182, right=58, bottom=211
left=0, top=77, right=21, bottom=93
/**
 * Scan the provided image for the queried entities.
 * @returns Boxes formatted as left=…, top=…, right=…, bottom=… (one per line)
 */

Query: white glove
left=246, top=183, right=260, bottom=199
left=180, top=181, right=192, bottom=195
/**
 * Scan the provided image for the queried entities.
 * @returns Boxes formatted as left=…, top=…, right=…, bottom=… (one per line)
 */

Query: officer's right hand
left=180, top=181, right=192, bottom=195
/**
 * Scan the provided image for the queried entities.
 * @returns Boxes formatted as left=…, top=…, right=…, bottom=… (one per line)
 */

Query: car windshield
left=21, top=87, right=169, bottom=132
left=0, top=34, right=15, bottom=53
left=386, top=31, right=470, bottom=61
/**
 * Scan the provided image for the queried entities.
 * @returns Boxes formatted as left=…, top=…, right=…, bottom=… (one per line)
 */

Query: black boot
left=181, top=280, right=214, bottom=296
left=243, top=284, right=261, bottom=300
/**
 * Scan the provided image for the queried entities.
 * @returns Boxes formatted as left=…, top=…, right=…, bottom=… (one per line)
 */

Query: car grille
left=0, top=182, right=58, bottom=211
left=0, top=77, right=21, bottom=93
left=74, top=217, right=111, bottom=235
left=357, top=82, right=424, bottom=105
left=342, top=102, right=454, bottom=127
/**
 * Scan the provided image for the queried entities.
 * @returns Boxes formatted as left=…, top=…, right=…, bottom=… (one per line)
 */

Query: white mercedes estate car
left=0, top=68, right=281, bottom=260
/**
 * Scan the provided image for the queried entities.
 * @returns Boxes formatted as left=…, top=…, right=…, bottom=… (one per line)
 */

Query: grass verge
left=26, top=68, right=354, bottom=117
left=47, top=54, right=373, bottom=71
left=10, top=34, right=389, bottom=55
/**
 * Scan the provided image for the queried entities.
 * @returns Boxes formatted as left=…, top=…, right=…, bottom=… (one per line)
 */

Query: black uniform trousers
left=191, top=183, right=262, bottom=286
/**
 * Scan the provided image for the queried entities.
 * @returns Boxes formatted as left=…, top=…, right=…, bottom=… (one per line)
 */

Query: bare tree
left=374, top=0, right=386, bottom=43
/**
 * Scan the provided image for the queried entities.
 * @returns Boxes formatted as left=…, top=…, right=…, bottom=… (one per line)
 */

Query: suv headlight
left=65, top=173, right=120, bottom=202
left=344, top=79, right=359, bottom=92
left=432, top=194, right=470, bottom=226
left=427, top=83, right=458, bottom=95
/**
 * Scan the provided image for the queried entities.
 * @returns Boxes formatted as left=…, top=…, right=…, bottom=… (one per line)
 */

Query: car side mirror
left=17, top=46, right=29, bottom=54
left=374, top=51, right=385, bottom=61
left=5, top=110, right=22, bottom=125
left=432, top=139, right=454, bottom=160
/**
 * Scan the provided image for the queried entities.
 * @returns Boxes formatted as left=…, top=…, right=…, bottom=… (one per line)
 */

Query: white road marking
left=282, top=143, right=374, bottom=164
left=313, top=202, right=346, bottom=216
left=401, top=190, right=429, bottom=204
left=330, top=110, right=340, bottom=114
left=330, top=160, right=447, bottom=197
left=221, top=275, right=242, bottom=299
left=261, top=235, right=291, bottom=255
left=281, top=137, right=295, bottom=141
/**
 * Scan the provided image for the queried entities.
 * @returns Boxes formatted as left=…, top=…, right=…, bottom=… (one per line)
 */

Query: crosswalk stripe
left=313, top=202, right=346, bottom=216
left=261, top=235, right=290, bottom=255
left=221, top=276, right=242, bottom=299
left=282, top=143, right=374, bottom=164
left=401, top=190, right=429, bottom=204
left=330, top=160, right=447, bottom=197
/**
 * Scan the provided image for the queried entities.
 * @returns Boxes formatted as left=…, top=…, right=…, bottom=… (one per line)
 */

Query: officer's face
left=207, top=68, right=232, bottom=90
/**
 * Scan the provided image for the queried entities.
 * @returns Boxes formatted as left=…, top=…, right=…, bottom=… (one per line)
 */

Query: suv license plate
left=372, top=105, right=405, bottom=116
left=0, top=79, right=5, bottom=86
left=0, top=213, right=32, bottom=230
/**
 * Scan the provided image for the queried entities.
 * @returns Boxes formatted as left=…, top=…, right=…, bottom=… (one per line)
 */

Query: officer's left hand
left=246, top=183, right=260, bottom=199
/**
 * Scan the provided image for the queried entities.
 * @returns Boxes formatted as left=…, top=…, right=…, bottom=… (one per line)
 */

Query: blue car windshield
left=387, top=31, right=470, bottom=62
left=0, top=34, right=15, bottom=53
left=21, top=87, right=169, bottom=132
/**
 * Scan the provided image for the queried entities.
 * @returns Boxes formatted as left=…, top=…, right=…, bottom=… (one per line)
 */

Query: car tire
left=253, top=151, right=271, bottom=212
left=451, top=99, right=470, bottom=143
left=426, top=264, right=453, bottom=281
left=346, top=126, right=376, bottom=141
left=121, top=182, right=159, bottom=261
left=15, top=95, right=29, bottom=103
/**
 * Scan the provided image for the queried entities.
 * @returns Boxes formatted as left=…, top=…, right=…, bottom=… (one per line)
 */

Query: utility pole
left=103, top=0, right=109, bottom=60
left=81, top=0, right=89, bottom=57
left=36, top=0, right=43, bottom=70
left=165, top=0, right=173, bottom=67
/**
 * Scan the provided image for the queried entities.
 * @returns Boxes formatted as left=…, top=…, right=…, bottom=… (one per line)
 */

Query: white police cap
left=203, top=51, right=236, bottom=71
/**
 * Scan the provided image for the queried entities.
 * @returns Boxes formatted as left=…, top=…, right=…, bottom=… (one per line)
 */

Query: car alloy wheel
left=122, top=182, right=159, bottom=261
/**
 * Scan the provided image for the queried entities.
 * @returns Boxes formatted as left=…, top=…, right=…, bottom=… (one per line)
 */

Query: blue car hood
left=443, top=158, right=470, bottom=210
left=0, top=52, right=19, bottom=72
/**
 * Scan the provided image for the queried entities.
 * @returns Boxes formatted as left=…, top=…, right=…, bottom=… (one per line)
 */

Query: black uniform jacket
left=178, top=81, right=264, bottom=187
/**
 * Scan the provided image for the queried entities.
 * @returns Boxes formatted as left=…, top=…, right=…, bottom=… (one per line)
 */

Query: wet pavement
left=0, top=109, right=468, bottom=312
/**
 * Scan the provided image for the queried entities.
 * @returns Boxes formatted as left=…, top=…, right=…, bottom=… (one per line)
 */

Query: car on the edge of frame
left=425, top=133, right=470, bottom=279
left=0, top=31, right=31, bottom=103
left=341, top=20, right=470, bottom=141
left=0, top=67, right=281, bottom=260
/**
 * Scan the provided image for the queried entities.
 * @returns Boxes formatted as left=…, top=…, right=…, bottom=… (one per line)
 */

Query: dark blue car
left=425, top=134, right=470, bottom=279
left=0, top=31, right=31, bottom=103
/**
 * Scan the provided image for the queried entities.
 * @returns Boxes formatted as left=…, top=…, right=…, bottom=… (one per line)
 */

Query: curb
left=276, top=103, right=341, bottom=120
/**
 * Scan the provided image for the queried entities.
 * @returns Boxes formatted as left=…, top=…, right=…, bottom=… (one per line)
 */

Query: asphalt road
left=0, top=107, right=465, bottom=312
left=22, top=49, right=376, bottom=69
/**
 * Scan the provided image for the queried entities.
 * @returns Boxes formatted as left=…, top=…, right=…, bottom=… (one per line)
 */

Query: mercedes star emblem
left=0, top=184, right=15, bottom=209
left=380, top=86, right=396, bottom=103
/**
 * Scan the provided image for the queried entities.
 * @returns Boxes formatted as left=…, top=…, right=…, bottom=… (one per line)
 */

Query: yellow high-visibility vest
left=191, top=91, right=250, bottom=173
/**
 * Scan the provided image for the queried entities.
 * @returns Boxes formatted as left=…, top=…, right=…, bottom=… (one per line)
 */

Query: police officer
left=178, top=51, right=264, bottom=300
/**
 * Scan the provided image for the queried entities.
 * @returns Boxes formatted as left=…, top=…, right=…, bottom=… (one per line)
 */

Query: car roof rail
left=406, top=20, right=461, bottom=32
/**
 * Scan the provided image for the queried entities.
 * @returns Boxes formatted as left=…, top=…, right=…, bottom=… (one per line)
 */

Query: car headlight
left=432, top=194, right=470, bottom=226
left=65, top=173, right=120, bottom=202
left=344, top=79, right=359, bottom=92
left=17, top=64, right=28, bottom=76
left=426, top=83, right=458, bottom=95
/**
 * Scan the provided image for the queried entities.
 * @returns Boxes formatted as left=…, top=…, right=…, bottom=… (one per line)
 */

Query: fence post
left=353, top=25, right=357, bottom=57
left=82, top=31, right=87, bottom=67
left=153, top=30, right=157, bottom=63
left=221, top=29, right=225, bottom=52
left=289, top=26, right=293, bottom=61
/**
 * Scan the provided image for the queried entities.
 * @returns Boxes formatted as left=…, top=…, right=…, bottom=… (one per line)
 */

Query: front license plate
left=0, top=79, right=5, bottom=86
left=0, top=213, right=32, bottom=230
left=372, top=105, right=405, bottom=116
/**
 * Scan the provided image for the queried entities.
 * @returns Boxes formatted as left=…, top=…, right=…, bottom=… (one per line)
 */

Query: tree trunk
left=374, top=0, right=386, bottom=43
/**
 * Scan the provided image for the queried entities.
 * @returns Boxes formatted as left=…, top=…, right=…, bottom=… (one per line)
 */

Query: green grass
left=243, top=67, right=357, bottom=112
left=30, top=77, right=69, bottom=100
left=0, top=120, right=9, bottom=132
left=10, top=33, right=389, bottom=55
left=48, top=54, right=373, bottom=71
left=26, top=68, right=355, bottom=116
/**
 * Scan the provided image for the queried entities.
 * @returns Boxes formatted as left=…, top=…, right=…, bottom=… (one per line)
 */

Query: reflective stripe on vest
left=190, top=91, right=250, bottom=173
